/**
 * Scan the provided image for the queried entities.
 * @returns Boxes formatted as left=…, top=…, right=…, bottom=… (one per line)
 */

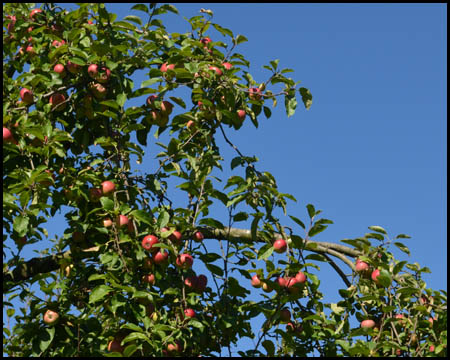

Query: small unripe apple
left=67, top=61, right=81, bottom=74
left=361, top=319, right=376, bottom=329
left=101, top=180, right=115, bottom=195
left=20, top=88, right=34, bottom=105
left=53, top=63, right=66, bottom=77
left=355, top=259, right=369, bottom=272
left=295, top=271, right=306, bottom=283
left=249, top=87, right=262, bottom=100
left=176, top=253, right=194, bottom=269
left=43, top=309, right=59, bottom=325
left=64, top=264, right=74, bottom=277
left=279, top=308, right=291, bottom=322
left=30, top=8, right=43, bottom=20
left=107, top=339, right=124, bottom=353
left=153, top=250, right=169, bottom=264
left=142, top=274, right=156, bottom=285
left=251, top=275, right=262, bottom=288
left=208, top=66, right=222, bottom=76
left=184, top=308, right=196, bottom=318
left=273, top=239, right=287, bottom=253
left=116, top=215, right=129, bottom=227
left=222, top=62, right=233, bottom=70
left=160, top=100, right=174, bottom=115
left=155, top=113, right=169, bottom=127
left=49, top=93, right=66, bottom=111
left=142, top=235, right=159, bottom=252
left=52, top=39, right=65, bottom=48
left=237, top=110, right=246, bottom=122
left=371, top=269, right=381, bottom=284
left=103, top=218, right=113, bottom=227
left=160, top=62, right=175, bottom=72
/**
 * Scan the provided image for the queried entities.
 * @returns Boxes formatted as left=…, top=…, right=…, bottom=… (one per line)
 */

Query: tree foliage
left=3, top=3, right=446, bottom=357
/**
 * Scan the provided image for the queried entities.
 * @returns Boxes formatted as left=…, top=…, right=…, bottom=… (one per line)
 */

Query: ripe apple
left=88, top=64, right=111, bottom=83
left=52, top=39, right=65, bottom=48
left=7, top=15, right=16, bottom=33
left=143, top=257, right=154, bottom=270
left=361, top=319, right=376, bottom=329
left=176, top=253, right=194, bottom=269
left=249, top=87, right=262, bottom=100
left=371, top=269, right=381, bottom=284
left=161, top=228, right=182, bottom=245
left=429, top=345, right=435, bottom=352
left=185, top=276, right=197, bottom=290
left=200, top=37, right=212, bottom=45
left=67, top=61, right=81, bottom=74
left=153, top=250, right=169, bottom=264
left=196, top=274, right=207, bottom=292
left=251, top=274, right=262, bottom=288
left=222, top=62, right=233, bottom=70
left=295, top=271, right=307, bottom=283
left=286, top=277, right=300, bottom=295
left=167, top=341, right=182, bottom=353
left=89, top=82, right=107, bottom=99
left=30, top=8, right=43, bottom=20
left=208, top=66, right=222, bottom=76
left=160, top=100, right=174, bottom=115
left=20, top=88, right=34, bottom=105
left=273, top=238, right=287, bottom=253
left=101, top=180, right=115, bottom=195
left=43, top=309, right=59, bottom=325
left=103, top=218, right=113, bottom=227
left=160, top=62, right=175, bottom=72
left=184, top=308, right=196, bottom=318
left=146, top=94, right=158, bottom=108
left=3, top=127, right=15, bottom=144
left=53, top=63, right=66, bottom=77
left=142, top=274, right=156, bottom=285
left=186, top=120, right=196, bottom=131
left=193, top=231, right=204, bottom=242
left=237, top=109, right=246, bottom=122
left=142, top=235, right=159, bottom=252
left=89, top=187, right=102, bottom=201
left=277, top=276, right=287, bottom=288
left=116, top=215, right=129, bottom=227
left=49, top=93, right=66, bottom=111
left=280, top=308, right=291, bottom=322
left=25, top=45, right=36, bottom=55
left=107, top=339, right=124, bottom=353
left=355, top=258, right=369, bottom=272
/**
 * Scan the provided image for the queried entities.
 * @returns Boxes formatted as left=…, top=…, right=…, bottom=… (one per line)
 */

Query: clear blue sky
left=5, top=3, right=446, bottom=356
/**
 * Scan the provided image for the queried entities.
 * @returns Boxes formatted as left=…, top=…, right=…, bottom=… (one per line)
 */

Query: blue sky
left=4, top=3, right=446, bottom=356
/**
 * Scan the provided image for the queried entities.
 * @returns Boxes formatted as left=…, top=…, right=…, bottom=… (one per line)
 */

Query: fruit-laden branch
left=3, top=226, right=361, bottom=293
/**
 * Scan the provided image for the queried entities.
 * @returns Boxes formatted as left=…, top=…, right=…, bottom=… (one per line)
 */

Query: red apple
left=196, top=274, right=207, bottom=292
left=88, top=64, right=111, bottom=83
left=107, top=339, right=124, bottom=353
left=30, top=8, right=43, bottom=20
left=371, top=269, right=381, bottom=284
left=222, top=62, right=233, bottom=70
left=286, top=277, right=300, bottom=295
left=52, top=39, right=65, bottom=48
left=20, top=88, right=34, bottom=105
left=193, top=231, right=204, bottom=242
left=277, top=276, right=287, bottom=288
left=429, top=345, right=435, bottom=352
left=355, top=259, right=369, bottom=272
left=208, top=66, right=222, bottom=76
left=280, top=308, right=291, bottom=322
left=200, top=37, right=212, bottom=45
left=273, top=238, right=287, bottom=253
left=176, top=253, right=194, bottom=269
left=185, top=276, right=197, bottom=290
left=249, top=87, right=262, bottom=100
left=53, top=63, right=66, bottom=77
left=184, top=308, right=196, bottom=318
left=161, top=228, right=182, bottom=245
left=67, top=61, right=81, bottom=74
left=160, top=101, right=174, bottom=115
left=3, top=127, right=15, bottom=144
left=237, top=109, right=246, bottom=122
left=142, top=235, right=159, bottom=252
left=49, top=93, right=66, bottom=111
left=146, top=94, right=158, bottom=108
left=186, top=120, right=196, bottom=131
left=116, top=215, right=129, bottom=227
left=361, top=319, right=376, bottom=329
left=142, top=274, right=156, bottom=285
left=153, top=250, right=169, bottom=264
left=103, top=218, right=113, bottom=227
left=295, top=271, right=307, bottom=283
left=251, top=275, right=262, bottom=288
left=7, top=15, right=16, bottom=33
left=160, top=62, right=175, bottom=72
left=89, top=187, right=103, bottom=201
left=167, top=341, right=182, bottom=353
left=101, top=180, right=115, bottom=195
left=89, top=82, right=107, bottom=99
left=43, top=309, right=59, bottom=325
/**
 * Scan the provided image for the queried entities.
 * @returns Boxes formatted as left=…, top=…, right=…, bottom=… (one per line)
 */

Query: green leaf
left=269, top=59, right=279, bottom=70
left=123, top=15, right=142, bottom=25
left=89, top=285, right=112, bottom=303
left=394, top=242, right=410, bottom=256
left=100, top=197, right=114, bottom=211
left=13, top=215, right=29, bottom=237
left=157, top=210, right=170, bottom=228
left=290, top=234, right=304, bottom=249
left=199, top=218, right=224, bottom=229
left=212, top=23, right=233, bottom=38
left=130, top=210, right=153, bottom=225
left=308, top=223, right=328, bottom=237
left=257, top=243, right=274, bottom=260
left=231, top=156, right=242, bottom=170
left=235, top=34, right=248, bottom=45
left=368, top=226, right=387, bottom=235
left=131, top=4, right=149, bottom=13
left=395, top=234, right=411, bottom=240
left=306, top=204, right=316, bottom=219
left=233, top=212, right=249, bottom=222
left=263, top=106, right=271, bottom=119
left=299, top=87, right=313, bottom=110
left=205, top=263, right=224, bottom=276
left=262, top=340, right=275, bottom=356
left=251, top=213, right=263, bottom=242
left=39, top=327, right=55, bottom=352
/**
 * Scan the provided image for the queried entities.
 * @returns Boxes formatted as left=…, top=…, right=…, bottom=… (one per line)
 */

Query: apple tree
left=2, top=3, right=446, bottom=357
